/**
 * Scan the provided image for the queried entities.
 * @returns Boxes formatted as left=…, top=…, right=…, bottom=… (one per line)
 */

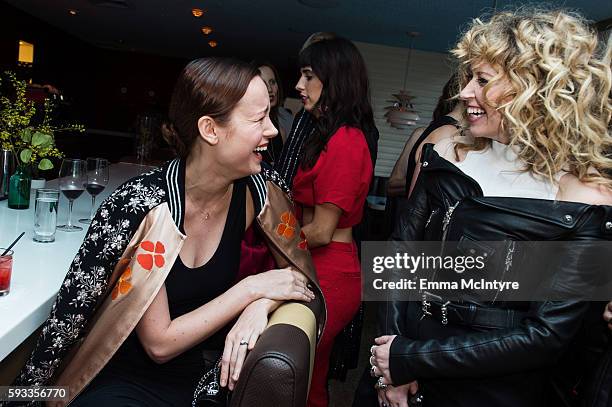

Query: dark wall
left=0, top=1, right=302, bottom=163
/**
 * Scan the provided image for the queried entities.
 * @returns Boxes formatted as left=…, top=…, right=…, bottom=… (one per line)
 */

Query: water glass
left=0, top=249, right=13, bottom=296
left=33, top=189, right=60, bottom=243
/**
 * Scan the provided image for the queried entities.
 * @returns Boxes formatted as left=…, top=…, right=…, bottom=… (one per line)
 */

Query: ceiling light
left=385, top=32, right=421, bottom=130
left=208, top=40, right=218, bottom=48
left=192, top=8, right=205, bottom=17
left=68, top=9, right=78, bottom=15
left=201, top=26, right=213, bottom=35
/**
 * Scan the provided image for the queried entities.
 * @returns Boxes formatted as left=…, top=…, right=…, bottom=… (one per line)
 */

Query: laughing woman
left=292, top=37, right=376, bottom=407
left=371, top=9, right=612, bottom=407
left=12, top=58, right=320, bottom=406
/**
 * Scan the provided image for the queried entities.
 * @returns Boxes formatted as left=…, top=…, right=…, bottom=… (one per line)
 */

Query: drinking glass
left=79, top=158, right=109, bottom=224
left=0, top=249, right=13, bottom=296
left=33, top=189, right=60, bottom=243
left=57, top=158, right=86, bottom=232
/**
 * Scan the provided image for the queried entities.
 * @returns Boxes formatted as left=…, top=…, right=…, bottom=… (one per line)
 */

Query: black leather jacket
left=381, top=144, right=612, bottom=407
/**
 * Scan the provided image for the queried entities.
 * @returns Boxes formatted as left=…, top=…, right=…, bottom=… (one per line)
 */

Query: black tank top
left=104, top=177, right=247, bottom=384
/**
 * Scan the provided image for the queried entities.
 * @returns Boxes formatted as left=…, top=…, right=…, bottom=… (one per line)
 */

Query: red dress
left=292, top=126, right=373, bottom=407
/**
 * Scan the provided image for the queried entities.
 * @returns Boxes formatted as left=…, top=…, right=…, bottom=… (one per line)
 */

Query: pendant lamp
left=385, top=32, right=420, bottom=130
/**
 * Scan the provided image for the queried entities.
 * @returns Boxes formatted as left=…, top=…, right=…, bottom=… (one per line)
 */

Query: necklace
left=186, top=185, right=232, bottom=222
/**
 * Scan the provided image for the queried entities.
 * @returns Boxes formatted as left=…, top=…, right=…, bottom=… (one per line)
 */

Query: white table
left=0, top=162, right=154, bottom=361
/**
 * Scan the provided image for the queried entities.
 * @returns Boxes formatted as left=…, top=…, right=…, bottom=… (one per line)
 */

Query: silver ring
left=376, top=377, right=387, bottom=390
left=370, top=345, right=376, bottom=356
left=239, top=339, right=248, bottom=346
left=369, top=355, right=375, bottom=366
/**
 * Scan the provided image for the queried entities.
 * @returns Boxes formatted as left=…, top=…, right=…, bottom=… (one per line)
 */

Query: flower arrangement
left=0, top=71, right=83, bottom=171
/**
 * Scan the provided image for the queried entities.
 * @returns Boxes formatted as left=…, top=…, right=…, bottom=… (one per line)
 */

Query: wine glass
left=57, top=158, right=86, bottom=232
left=79, top=158, right=109, bottom=225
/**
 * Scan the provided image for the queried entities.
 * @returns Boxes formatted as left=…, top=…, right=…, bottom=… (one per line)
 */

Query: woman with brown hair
left=12, top=57, right=319, bottom=406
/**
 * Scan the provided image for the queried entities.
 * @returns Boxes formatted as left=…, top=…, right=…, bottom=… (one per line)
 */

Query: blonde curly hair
left=452, top=8, right=612, bottom=186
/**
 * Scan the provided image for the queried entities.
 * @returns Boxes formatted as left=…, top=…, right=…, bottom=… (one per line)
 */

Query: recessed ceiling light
left=68, top=9, right=78, bottom=15
left=201, top=26, right=213, bottom=35
left=208, top=40, right=218, bottom=48
left=192, top=8, right=205, bottom=17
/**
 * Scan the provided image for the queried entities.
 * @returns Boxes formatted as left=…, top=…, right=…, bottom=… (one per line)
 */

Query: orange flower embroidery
left=112, top=267, right=133, bottom=300
left=136, top=241, right=166, bottom=271
left=297, top=230, right=308, bottom=250
left=276, top=211, right=297, bottom=240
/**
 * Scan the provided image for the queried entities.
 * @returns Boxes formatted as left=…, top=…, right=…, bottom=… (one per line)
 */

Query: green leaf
left=20, top=149, right=32, bottom=164
left=32, top=131, right=53, bottom=148
left=38, top=158, right=53, bottom=171
left=19, top=128, right=32, bottom=142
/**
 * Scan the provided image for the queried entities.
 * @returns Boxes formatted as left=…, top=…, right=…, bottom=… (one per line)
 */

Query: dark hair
left=162, top=57, right=260, bottom=158
left=298, top=37, right=376, bottom=169
left=432, top=73, right=460, bottom=122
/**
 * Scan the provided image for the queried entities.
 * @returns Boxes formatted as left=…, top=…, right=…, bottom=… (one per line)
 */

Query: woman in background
left=257, top=62, right=293, bottom=165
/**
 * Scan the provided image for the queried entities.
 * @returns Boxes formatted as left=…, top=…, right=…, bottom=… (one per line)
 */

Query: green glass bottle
left=8, top=165, right=31, bottom=209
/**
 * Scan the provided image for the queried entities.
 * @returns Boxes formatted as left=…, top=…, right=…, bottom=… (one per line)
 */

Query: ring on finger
left=369, top=355, right=375, bottom=366
left=239, top=339, right=248, bottom=346
left=376, top=377, right=388, bottom=390
left=370, top=345, right=376, bottom=356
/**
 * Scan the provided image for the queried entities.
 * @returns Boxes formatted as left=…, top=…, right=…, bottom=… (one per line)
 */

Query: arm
left=408, top=125, right=460, bottom=196
left=387, top=300, right=589, bottom=384
left=378, top=163, right=431, bottom=336
left=136, top=269, right=314, bottom=364
left=301, top=203, right=343, bottom=248
left=387, top=127, right=425, bottom=198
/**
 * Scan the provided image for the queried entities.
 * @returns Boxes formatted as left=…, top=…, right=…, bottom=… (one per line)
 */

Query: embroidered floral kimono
left=11, top=159, right=325, bottom=407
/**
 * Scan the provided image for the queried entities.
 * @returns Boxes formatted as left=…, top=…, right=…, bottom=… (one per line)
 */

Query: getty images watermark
left=361, top=240, right=612, bottom=302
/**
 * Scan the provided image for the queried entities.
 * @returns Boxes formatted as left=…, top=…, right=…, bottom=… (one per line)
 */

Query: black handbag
left=192, top=354, right=230, bottom=407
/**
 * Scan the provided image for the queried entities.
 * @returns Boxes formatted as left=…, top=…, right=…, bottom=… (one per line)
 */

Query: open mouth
left=253, top=145, right=267, bottom=159
left=467, top=106, right=486, bottom=120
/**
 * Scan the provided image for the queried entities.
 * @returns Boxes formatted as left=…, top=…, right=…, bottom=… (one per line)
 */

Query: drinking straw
left=1, top=232, right=25, bottom=256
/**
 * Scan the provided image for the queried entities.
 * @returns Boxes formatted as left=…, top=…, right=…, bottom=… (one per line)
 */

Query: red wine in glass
left=58, top=158, right=87, bottom=232
left=61, top=188, right=85, bottom=201
left=79, top=158, right=109, bottom=225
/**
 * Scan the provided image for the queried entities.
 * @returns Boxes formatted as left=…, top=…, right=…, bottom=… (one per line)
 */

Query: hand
left=371, top=335, right=396, bottom=387
left=245, top=267, right=315, bottom=302
left=603, top=301, right=612, bottom=331
left=377, top=382, right=417, bottom=407
left=220, top=299, right=272, bottom=390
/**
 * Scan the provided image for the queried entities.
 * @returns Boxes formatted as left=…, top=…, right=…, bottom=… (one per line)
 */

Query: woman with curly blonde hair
left=369, top=8, right=612, bottom=407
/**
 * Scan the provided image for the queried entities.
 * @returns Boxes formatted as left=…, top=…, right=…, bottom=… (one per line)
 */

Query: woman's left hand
left=220, top=299, right=273, bottom=390
left=371, top=335, right=397, bottom=387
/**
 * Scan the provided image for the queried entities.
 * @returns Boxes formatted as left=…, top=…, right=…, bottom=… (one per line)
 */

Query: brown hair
left=162, top=57, right=260, bottom=158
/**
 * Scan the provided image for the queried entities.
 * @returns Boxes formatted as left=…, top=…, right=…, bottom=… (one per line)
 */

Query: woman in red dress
left=292, top=37, right=377, bottom=407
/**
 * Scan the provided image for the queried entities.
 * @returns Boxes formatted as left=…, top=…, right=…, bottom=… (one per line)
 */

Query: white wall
left=354, top=41, right=453, bottom=177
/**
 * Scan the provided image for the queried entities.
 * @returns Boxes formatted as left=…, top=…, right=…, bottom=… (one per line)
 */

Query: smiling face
left=216, top=76, right=278, bottom=175
left=295, top=66, right=323, bottom=113
left=459, top=61, right=513, bottom=143
left=258, top=65, right=279, bottom=107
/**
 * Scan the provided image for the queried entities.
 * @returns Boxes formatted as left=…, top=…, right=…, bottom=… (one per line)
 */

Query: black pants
left=71, top=367, right=192, bottom=407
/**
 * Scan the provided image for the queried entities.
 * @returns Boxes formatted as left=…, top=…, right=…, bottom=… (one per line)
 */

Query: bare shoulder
left=433, top=132, right=472, bottom=163
left=557, top=173, right=612, bottom=205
